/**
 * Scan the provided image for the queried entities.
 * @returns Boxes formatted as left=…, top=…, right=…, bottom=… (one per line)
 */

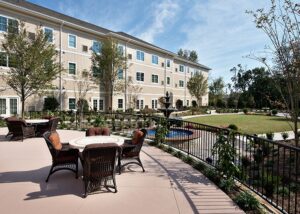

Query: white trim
left=151, top=74, right=159, bottom=84
left=136, top=71, right=144, bottom=82
left=68, top=33, right=77, bottom=49
left=67, top=61, right=77, bottom=75
left=151, top=98, right=158, bottom=109
left=151, top=54, right=159, bottom=65
left=136, top=50, right=145, bottom=61
left=43, top=26, right=54, bottom=44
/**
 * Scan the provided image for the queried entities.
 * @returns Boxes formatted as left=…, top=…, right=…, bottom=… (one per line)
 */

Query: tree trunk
left=21, top=99, right=25, bottom=119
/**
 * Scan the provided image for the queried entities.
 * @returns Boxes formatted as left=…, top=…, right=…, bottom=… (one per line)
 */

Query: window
left=99, top=99, right=104, bottom=111
left=179, top=80, right=184, bottom=87
left=44, top=27, right=53, bottom=43
left=0, top=99, right=6, bottom=114
left=136, top=72, right=144, bottom=81
left=92, top=41, right=101, bottom=53
left=0, top=16, right=7, bottom=32
left=10, top=98, right=17, bottom=114
left=187, top=100, right=189, bottom=106
left=152, top=99, right=158, bottom=109
left=179, top=65, right=184, bottom=72
left=93, top=99, right=98, bottom=111
left=118, top=99, right=123, bottom=109
left=118, top=69, right=123, bottom=79
left=166, top=59, right=171, bottom=67
left=69, top=98, right=76, bottom=110
left=136, top=99, right=144, bottom=110
left=92, top=66, right=101, bottom=77
left=118, top=45, right=124, bottom=55
left=167, top=77, right=170, bottom=85
left=0, top=52, right=8, bottom=67
left=68, top=34, right=76, bottom=48
left=136, top=50, right=144, bottom=61
left=152, top=55, right=158, bottom=64
left=151, top=74, right=158, bottom=83
left=68, top=63, right=76, bottom=75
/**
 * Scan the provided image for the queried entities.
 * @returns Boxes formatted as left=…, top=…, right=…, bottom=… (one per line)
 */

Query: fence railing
left=27, top=111, right=299, bottom=213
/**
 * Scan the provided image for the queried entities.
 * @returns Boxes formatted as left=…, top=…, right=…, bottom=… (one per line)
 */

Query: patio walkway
left=0, top=128, right=243, bottom=214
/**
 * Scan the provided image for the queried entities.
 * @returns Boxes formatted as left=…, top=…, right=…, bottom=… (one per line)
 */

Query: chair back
left=49, top=117, right=60, bottom=132
left=5, top=117, right=17, bottom=133
left=82, top=143, right=120, bottom=179
left=8, top=119, right=27, bottom=136
left=86, top=127, right=110, bottom=136
left=124, top=129, right=147, bottom=157
left=43, top=131, right=58, bottom=158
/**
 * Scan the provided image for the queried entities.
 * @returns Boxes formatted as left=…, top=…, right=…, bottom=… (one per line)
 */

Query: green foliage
left=228, top=124, right=238, bottom=131
left=77, top=98, right=89, bottom=113
left=281, top=132, right=289, bottom=140
left=154, top=117, right=169, bottom=145
left=234, top=191, right=260, bottom=211
left=212, top=131, right=239, bottom=179
left=193, top=161, right=206, bottom=171
left=183, top=156, right=195, bottom=165
left=1, top=22, right=60, bottom=118
left=243, top=108, right=248, bottom=114
left=271, top=109, right=278, bottom=115
left=187, top=72, right=208, bottom=106
left=191, top=100, right=197, bottom=107
left=177, top=48, right=198, bottom=62
left=277, top=186, right=289, bottom=197
left=266, top=132, right=274, bottom=140
left=219, top=178, right=235, bottom=193
left=69, top=117, right=75, bottom=124
left=174, top=151, right=183, bottom=159
left=204, top=168, right=220, bottom=184
left=93, top=115, right=106, bottom=127
left=43, top=96, right=59, bottom=111
left=166, top=146, right=174, bottom=154
left=175, top=99, right=183, bottom=110
left=241, top=156, right=251, bottom=167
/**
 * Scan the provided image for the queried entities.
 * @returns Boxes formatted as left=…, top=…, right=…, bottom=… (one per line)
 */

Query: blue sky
left=28, top=0, right=271, bottom=83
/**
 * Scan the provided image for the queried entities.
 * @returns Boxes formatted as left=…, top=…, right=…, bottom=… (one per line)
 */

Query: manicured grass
left=186, top=114, right=298, bottom=134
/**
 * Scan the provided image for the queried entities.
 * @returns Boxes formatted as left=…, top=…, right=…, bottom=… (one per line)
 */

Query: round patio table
left=25, top=119, right=49, bottom=124
left=69, top=135, right=124, bottom=150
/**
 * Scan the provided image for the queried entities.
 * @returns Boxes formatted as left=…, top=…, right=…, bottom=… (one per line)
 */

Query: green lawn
left=186, top=114, right=298, bottom=134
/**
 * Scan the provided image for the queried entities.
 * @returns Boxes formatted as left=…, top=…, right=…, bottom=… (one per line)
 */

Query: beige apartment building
left=0, top=0, right=210, bottom=117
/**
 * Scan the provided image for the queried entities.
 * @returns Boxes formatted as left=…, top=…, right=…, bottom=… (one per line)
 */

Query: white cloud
left=180, top=0, right=271, bottom=82
left=138, top=0, right=179, bottom=43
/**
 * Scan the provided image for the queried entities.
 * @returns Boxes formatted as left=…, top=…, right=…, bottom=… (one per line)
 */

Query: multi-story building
left=0, top=0, right=210, bottom=117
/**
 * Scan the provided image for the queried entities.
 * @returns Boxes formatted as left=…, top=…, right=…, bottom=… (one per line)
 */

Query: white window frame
left=136, top=50, right=145, bottom=61
left=118, top=45, right=124, bottom=56
left=43, top=27, right=54, bottom=44
left=68, top=97, right=76, bottom=110
left=166, top=59, right=171, bottom=68
left=118, top=98, right=123, bottom=109
left=92, top=40, right=101, bottom=54
left=151, top=99, right=158, bottom=109
left=136, top=98, right=145, bottom=110
left=136, top=72, right=144, bottom=82
left=179, top=80, right=184, bottom=88
left=68, top=61, right=77, bottom=75
left=152, top=55, right=158, bottom=65
left=179, top=65, right=184, bottom=72
left=0, top=14, right=19, bottom=33
left=68, top=34, right=77, bottom=49
left=166, top=76, right=171, bottom=85
left=151, top=74, right=159, bottom=84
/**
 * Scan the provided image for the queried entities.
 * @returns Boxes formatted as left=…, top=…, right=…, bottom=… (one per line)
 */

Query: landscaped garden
left=186, top=114, right=299, bottom=135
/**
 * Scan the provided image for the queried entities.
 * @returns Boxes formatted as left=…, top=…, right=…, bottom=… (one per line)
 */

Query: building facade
left=0, top=0, right=210, bottom=117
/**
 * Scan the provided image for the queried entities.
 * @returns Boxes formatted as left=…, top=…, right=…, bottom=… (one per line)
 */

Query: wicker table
left=25, top=119, right=49, bottom=136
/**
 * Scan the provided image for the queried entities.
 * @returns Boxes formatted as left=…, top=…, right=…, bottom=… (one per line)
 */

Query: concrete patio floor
left=0, top=128, right=244, bottom=214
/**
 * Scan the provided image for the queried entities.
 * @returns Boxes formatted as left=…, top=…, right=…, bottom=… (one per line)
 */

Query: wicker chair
left=85, top=127, right=110, bottom=136
left=8, top=118, right=35, bottom=141
left=82, top=143, right=120, bottom=197
left=120, top=129, right=147, bottom=173
left=36, top=117, right=60, bottom=136
left=43, top=131, right=79, bottom=182
left=4, top=116, right=18, bottom=138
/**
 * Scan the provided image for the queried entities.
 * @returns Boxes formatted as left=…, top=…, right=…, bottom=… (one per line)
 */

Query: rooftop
left=0, top=128, right=243, bottom=214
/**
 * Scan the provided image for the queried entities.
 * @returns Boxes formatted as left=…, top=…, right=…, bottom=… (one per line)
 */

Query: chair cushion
left=132, top=130, right=144, bottom=145
left=86, top=127, right=110, bottom=136
left=49, top=132, right=62, bottom=150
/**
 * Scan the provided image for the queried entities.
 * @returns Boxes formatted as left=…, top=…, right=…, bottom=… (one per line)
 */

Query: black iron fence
left=27, top=111, right=299, bottom=213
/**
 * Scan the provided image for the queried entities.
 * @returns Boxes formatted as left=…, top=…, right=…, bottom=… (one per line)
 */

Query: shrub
left=220, top=178, right=235, bottom=193
left=184, top=156, right=194, bottom=165
left=243, top=108, right=248, bottom=114
left=93, top=115, right=106, bottom=127
left=77, top=98, right=89, bottom=113
left=174, top=151, right=183, bottom=158
left=271, top=109, right=278, bottom=115
left=204, top=168, right=220, bottom=184
left=192, top=100, right=197, bottom=107
left=266, top=132, right=274, bottom=140
left=228, top=124, right=238, bottom=131
left=234, top=191, right=260, bottom=211
left=281, top=132, right=289, bottom=140
left=277, top=186, right=289, bottom=197
left=43, top=96, right=59, bottom=111
left=175, top=99, right=183, bottom=110
left=193, top=161, right=206, bottom=171
left=166, top=146, right=174, bottom=154
left=241, top=156, right=251, bottom=167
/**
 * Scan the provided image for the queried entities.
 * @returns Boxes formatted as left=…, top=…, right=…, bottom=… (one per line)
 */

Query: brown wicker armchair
left=82, top=143, right=121, bottom=197
left=120, top=129, right=147, bottom=173
left=4, top=116, right=17, bottom=138
left=43, top=131, right=79, bottom=182
left=85, top=127, right=110, bottom=136
left=36, top=117, right=60, bottom=136
left=7, top=118, right=35, bottom=141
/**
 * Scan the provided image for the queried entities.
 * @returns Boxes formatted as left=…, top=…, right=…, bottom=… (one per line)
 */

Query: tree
left=177, top=49, right=199, bottom=62
left=91, top=37, right=126, bottom=111
left=43, top=96, right=59, bottom=111
left=126, top=78, right=143, bottom=110
left=209, top=77, right=225, bottom=107
left=1, top=23, right=60, bottom=118
left=187, top=72, right=208, bottom=106
left=73, top=70, right=96, bottom=127
left=247, top=0, right=300, bottom=146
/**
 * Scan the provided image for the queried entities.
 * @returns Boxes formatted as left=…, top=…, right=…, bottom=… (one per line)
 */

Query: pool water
left=148, top=129, right=193, bottom=138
